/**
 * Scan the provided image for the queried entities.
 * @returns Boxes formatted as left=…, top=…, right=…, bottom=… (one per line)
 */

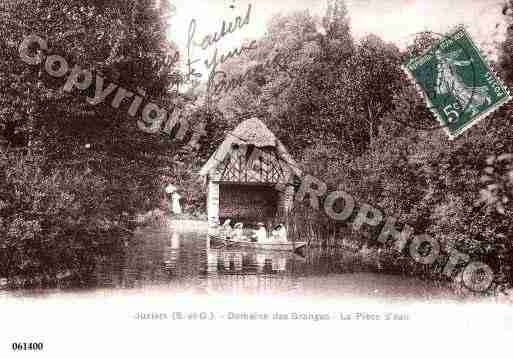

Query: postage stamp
left=404, top=27, right=512, bottom=139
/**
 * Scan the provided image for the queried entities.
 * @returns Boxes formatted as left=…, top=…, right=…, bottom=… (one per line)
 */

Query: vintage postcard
left=1, top=0, right=513, bottom=357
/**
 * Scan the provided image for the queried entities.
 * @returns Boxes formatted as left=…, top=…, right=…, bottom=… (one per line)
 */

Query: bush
left=0, top=151, right=128, bottom=287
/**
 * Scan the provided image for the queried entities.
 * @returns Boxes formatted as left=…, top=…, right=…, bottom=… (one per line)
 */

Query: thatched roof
left=199, top=117, right=301, bottom=177
left=231, top=117, right=277, bottom=147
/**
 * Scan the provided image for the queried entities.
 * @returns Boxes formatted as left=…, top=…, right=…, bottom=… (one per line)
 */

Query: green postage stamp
left=404, top=27, right=512, bottom=139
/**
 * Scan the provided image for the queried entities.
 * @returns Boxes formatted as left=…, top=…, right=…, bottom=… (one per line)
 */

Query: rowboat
left=225, top=239, right=307, bottom=252
left=208, top=231, right=306, bottom=252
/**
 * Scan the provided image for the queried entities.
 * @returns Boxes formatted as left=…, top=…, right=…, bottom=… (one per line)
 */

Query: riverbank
left=166, top=219, right=209, bottom=232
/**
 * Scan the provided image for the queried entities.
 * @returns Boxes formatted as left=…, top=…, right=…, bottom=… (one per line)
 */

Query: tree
left=0, top=0, right=195, bottom=286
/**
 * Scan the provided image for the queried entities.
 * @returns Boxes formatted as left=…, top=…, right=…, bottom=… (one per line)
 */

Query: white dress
left=165, top=184, right=177, bottom=194
left=254, top=227, right=268, bottom=243
left=171, top=192, right=182, bottom=214
left=272, top=227, right=287, bottom=243
left=232, top=227, right=244, bottom=240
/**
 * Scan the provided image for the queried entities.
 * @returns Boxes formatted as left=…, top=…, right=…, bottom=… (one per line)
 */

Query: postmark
left=403, top=27, right=512, bottom=139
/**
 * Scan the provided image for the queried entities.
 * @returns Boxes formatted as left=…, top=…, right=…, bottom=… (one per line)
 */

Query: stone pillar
left=207, top=181, right=220, bottom=226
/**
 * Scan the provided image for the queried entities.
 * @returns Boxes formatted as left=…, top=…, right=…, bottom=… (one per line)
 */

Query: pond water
left=2, top=222, right=468, bottom=302
left=70, top=222, right=464, bottom=302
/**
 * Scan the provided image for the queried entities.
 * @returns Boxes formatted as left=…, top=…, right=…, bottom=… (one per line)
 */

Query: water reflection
left=2, top=227, right=464, bottom=301
left=207, top=250, right=291, bottom=274
left=202, top=247, right=304, bottom=295
left=89, top=229, right=305, bottom=295
left=163, top=232, right=180, bottom=272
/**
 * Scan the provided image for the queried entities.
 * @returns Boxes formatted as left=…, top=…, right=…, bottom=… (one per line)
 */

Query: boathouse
left=199, top=118, right=301, bottom=228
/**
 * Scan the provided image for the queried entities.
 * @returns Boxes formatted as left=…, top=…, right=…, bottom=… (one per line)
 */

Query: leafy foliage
left=0, top=0, right=200, bottom=286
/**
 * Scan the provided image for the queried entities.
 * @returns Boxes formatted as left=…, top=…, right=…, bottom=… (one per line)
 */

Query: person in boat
left=221, top=219, right=232, bottom=239
left=232, top=222, right=245, bottom=241
left=252, top=222, right=268, bottom=243
left=271, top=224, right=287, bottom=243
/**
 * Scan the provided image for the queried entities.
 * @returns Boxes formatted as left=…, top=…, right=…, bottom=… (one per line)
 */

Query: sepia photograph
left=1, top=0, right=513, bottom=357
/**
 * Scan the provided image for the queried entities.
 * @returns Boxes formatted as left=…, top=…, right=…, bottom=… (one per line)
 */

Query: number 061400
left=12, top=342, right=43, bottom=351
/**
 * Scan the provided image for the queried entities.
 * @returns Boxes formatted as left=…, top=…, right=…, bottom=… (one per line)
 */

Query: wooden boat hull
left=228, top=241, right=306, bottom=252
left=223, top=238, right=306, bottom=252
left=207, top=229, right=306, bottom=252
